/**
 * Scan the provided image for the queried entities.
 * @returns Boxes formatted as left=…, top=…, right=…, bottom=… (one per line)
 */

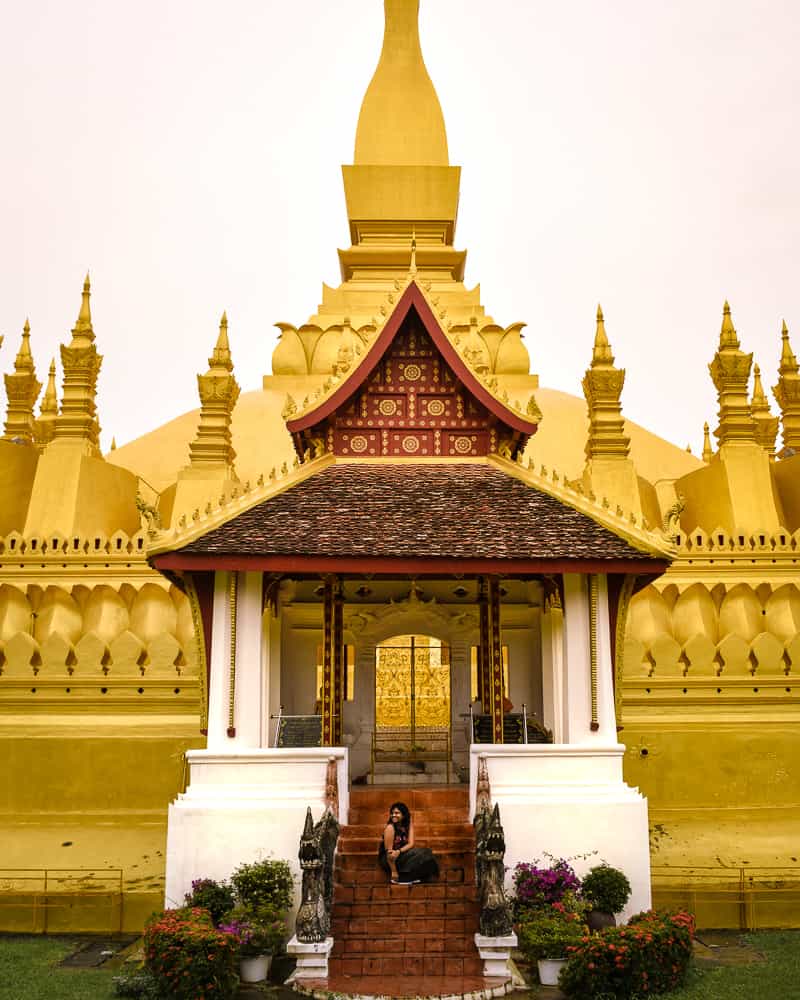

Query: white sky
left=2, top=0, right=798, bottom=458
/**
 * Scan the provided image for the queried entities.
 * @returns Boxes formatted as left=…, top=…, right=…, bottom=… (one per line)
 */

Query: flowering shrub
left=144, top=907, right=239, bottom=1000
left=184, top=877, right=235, bottom=924
left=559, top=909, right=696, bottom=999
left=517, top=904, right=588, bottom=963
left=513, top=857, right=582, bottom=910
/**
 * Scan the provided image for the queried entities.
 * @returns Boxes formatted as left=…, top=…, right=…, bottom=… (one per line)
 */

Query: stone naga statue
left=474, top=801, right=514, bottom=938
left=295, top=805, right=340, bottom=943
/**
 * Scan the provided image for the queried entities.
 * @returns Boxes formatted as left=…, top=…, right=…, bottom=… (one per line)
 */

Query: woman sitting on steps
left=378, top=800, right=439, bottom=884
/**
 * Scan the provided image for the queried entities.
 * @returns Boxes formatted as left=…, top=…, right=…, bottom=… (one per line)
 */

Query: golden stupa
left=1, top=0, right=798, bottom=930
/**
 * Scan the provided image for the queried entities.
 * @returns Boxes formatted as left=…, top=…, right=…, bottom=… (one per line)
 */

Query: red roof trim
left=152, top=553, right=668, bottom=576
left=286, top=282, right=538, bottom=436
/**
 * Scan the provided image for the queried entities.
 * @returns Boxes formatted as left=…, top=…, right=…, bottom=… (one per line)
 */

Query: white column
left=562, top=573, right=591, bottom=743
left=540, top=601, right=565, bottom=742
left=594, top=575, right=619, bottom=741
left=206, top=571, right=233, bottom=750
left=231, top=572, right=263, bottom=749
left=262, top=606, right=282, bottom=747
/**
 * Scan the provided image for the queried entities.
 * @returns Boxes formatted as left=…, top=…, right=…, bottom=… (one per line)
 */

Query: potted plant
left=581, top=863, right=631, bottom=930
left=220, top=908, right=286, bottom=983
left=517, top=905, right=588, bottom=987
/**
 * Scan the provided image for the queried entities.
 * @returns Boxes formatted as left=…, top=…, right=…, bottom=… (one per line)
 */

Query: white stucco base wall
left=165, top=748, right=349, bottom=913
left=469, top=744, right=651, bottom=921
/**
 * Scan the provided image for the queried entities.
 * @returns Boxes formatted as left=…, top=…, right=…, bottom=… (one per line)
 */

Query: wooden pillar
left=478, top=576, right=491, bottom=713
left=488, top=576, right=504, bottom=743
left=321, top=577, right=334, bottom=745
left=333, top=580, right=344, bottom=745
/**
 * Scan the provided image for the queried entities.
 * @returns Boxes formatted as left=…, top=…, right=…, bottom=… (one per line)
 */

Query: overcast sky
left=2, top=0, right=798, bottom=457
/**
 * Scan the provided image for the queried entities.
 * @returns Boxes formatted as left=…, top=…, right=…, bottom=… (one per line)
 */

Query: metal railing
left=0, top=868, right=124, bottom=934
left=651, top=865, right=800, bottom=930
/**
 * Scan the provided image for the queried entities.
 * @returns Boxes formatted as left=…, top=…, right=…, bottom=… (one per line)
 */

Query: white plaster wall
left=165, top=748, right=349, bottom=917
left=469, top=744, right=652, bottom=921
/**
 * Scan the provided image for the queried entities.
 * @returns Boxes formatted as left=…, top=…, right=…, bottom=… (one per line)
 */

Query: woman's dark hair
left=387, top=801, right=411, bottom=829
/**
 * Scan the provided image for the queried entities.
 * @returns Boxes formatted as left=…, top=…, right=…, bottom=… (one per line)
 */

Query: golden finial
left=779, top=319, right=798, bottom=374
left=40, top=359, right=58, bottom=416
left=751, top=363, right=768, bottom=410
left=592, top=304, right=614, bottom=365
left=209, top=311, right=232, bottom=370
left=110, top=436, right=117, bottom=450
left=409, top=229, right=417, bottom=277
left=702, top=422, right=713, bottom=462
left=15, top=319, right=34, bottom=371
left=685, top=444, right=692, bottom=453
left=719, top=299, right=738, bottom=349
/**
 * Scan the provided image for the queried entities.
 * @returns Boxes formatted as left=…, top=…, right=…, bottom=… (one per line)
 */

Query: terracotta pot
left=587, top=909, right=617, bottom=931
left=240, top=953, right=271, bottom=983
left=537, top=957, right=567, bottom=986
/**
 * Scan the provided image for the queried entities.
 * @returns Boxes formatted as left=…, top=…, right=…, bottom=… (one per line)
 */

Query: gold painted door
left=375, top=635, right=450, bottom=745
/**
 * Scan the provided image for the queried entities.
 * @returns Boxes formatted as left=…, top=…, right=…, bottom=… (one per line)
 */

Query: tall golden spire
left=354, top=0, right=448, bottom=166
left=34, top=358, right=59, bottom=447
left=582, top=305, right=629, bottom=460
left=750, top=362, right=779, bottom=459
left=773, top=320, right=800, bottom=452
left=708, top=300, right=756, bottom=447
left=187, top=312, right=240, bottom=474
left=3, top=319, right=42, bottom=444
left=341, top=0, right=462, bottom=282
left=53, top=273, right=103, bottom=452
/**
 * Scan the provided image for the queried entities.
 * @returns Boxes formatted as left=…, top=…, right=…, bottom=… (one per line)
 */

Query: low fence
left=651, top=865, right=800, bottom=930
left=0, top=868, right=124, bottom=934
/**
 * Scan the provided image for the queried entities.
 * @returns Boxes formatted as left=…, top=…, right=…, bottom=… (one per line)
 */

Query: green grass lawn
left=0, top=936, right=118, bottom=1000
left=661, top=931, right=800, bottom=1000
left=3, top=930, right=800, bottom=999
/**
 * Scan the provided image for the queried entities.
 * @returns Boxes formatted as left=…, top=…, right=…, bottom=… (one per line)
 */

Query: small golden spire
left=719, top=299, right=739, bottom=349
left=409, top=230, right=417, bottom=277
left=15, top=319, right=34, bottom=371
left=751, top=364, right=768, bottom=410
left=583, top=305, right=629, bottom=461
left=708, top=300, right=755, bottom=446
left=773, top=320, right=800, bottom=452
left=72, top=271, right=94, bottom=342
left=110, top=436, right=117, bottom=450
left=592, top=304, right=614, bottom=365
left=702, top=422, right=713, bottom=462
left=209, top=311, right=232, bottom=370
left=779, top=319, right=798, bottom=374
left=40, top=359, right=58, bottom=416
left=4, top=319, right=42, bottom=444
left=188, top=313, right=240, bottom=473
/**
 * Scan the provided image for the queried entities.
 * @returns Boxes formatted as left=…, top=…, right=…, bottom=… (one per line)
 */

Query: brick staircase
left=328, top=786, right=484, bottom=980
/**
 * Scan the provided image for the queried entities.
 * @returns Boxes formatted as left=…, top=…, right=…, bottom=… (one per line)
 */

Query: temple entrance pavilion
left=149, top=281, right=674, bottom=921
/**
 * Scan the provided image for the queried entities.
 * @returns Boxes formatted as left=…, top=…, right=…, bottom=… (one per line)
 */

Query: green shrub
left=184, top=877, right=236, bottom=924
left=230, top=858, right=293, bottom=913
left=517, top=905, right=588, bottom=963
left=144, top=906, right=239, bottom=1000
left=559, top=909, right=695, bottom=999
left=581, top=863, right=632, bottom=914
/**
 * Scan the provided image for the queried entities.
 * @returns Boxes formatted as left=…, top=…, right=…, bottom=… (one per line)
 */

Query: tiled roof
left=176, top=464, right=665, bottom=565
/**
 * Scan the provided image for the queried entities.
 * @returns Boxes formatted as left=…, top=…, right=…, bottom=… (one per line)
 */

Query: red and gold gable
left=287, top=288, right=536, bottom=461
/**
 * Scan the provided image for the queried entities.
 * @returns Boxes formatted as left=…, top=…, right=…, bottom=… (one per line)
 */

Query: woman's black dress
left=378, top=824, right=439, bottom=883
